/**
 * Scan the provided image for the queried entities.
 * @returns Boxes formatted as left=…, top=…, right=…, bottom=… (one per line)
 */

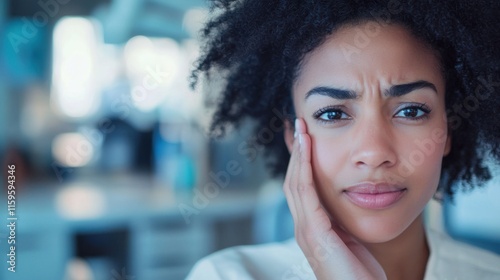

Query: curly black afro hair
left=191, top=0, right=500, bottom=198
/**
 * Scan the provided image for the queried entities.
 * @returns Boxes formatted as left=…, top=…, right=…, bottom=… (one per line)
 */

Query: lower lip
left=344, top=190, right=406, bottom=210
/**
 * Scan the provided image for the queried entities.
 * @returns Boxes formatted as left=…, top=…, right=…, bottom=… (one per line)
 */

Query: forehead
left=294, top=22, right=444, bottom=94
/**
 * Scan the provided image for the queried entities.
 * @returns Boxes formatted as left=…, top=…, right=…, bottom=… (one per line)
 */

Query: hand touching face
left=285, top=22, right=451, bottom=244
left=283, top=118, right=387, bottom=280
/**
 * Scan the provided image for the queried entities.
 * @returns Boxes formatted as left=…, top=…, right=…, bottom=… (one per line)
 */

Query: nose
left=349, top=115, right=397, bottom=169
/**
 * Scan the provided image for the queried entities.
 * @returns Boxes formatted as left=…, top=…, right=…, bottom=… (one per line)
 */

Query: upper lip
left=344, top=182, right=406, bottom=194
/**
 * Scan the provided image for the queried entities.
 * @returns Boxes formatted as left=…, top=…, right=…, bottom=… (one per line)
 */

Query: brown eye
left=321, top=111, right=344, bottom=120
left=394, top=104, right=431, bottom=120
left=313, top=107, right=350, bottom=123
left=400, top=108, right=420, bottom=118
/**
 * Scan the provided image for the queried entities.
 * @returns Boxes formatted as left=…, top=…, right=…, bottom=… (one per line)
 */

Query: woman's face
left=286, top=22, right=451, bottom=243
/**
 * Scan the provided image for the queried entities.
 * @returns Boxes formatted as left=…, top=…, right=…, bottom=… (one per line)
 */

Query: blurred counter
left=0, top=175, right=259, bottom=280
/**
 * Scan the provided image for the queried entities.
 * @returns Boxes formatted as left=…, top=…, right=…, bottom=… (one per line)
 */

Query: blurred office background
left=0, top=0, right=499, bottom=279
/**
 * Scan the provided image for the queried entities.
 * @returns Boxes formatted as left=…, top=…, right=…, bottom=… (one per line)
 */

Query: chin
left=338, top=210, right=420, bottom=244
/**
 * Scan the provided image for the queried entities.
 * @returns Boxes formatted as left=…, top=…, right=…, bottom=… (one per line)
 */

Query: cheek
left=401, top=128, right=448, bottom=176
left=398, top=129, right=448, bottom=199
left=309, top=135, right=348, bottom=189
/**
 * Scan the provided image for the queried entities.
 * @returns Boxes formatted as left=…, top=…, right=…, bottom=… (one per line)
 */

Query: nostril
left=353, top=152, right=397, bottom=169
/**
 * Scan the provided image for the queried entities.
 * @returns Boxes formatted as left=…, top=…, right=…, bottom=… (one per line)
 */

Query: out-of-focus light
left=20, top=85, right=49, bottom=138
left=56, top=184, right=106, bottom=220
left=64, top=258, right=95, bottom=280
left=52, top=133, right=94, bottom=167
left=123, top=35, right=155, bottom=79
left=124, top=36, right=181, bottom=112
left=100, top=44, right=122, bottom=88
left=51, top=17, right=101, bottom=118
left=183, top=8, right=208, bottom=38
left=448, top=178, right=500, bottom=240
left=157, top=40, right=204, bottom=122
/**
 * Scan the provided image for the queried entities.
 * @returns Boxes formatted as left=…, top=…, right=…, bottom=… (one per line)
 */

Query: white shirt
left=187, top=229, right=500, bottom=280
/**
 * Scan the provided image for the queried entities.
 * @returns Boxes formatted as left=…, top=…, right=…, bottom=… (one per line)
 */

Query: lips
left=343, top=183, right=407, bottom=210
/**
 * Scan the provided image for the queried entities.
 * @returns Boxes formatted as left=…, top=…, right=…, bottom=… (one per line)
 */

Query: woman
left=187, top=0, right=500, bottom=279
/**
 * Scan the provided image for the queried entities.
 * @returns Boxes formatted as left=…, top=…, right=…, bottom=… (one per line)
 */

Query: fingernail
left=295, top=118, right=299, bottom=132
left=294, top=131, right=297, bottom=139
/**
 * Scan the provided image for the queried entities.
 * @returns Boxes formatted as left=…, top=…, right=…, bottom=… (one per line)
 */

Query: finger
left=283, top=120, right=299, bottom=188
left=288, top=118, right=310, bottom=223
left=294, top=119, right=323, bottom=224
left=283, top=122, right=300, bottom=219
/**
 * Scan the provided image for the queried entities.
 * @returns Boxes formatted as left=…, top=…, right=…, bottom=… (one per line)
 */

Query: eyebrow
left=387, top=80, right=437, bottom=97
left=304, top=80, right=437, bottom=100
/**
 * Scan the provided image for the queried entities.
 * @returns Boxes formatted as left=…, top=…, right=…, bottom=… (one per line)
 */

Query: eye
left=313, top=106, right=351, bottom=123
left=394, top=104, right=431, bottom=120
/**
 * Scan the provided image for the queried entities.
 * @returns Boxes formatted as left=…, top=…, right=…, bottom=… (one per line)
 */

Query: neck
left=362, top=214, right=429, bottom=280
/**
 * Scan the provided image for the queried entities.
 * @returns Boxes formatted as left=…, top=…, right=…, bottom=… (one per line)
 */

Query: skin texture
left=283, top=22, right=452, bottom=279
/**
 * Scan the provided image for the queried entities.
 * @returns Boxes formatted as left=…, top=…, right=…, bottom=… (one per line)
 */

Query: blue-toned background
left=0, top=1, right=498, bottom=279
